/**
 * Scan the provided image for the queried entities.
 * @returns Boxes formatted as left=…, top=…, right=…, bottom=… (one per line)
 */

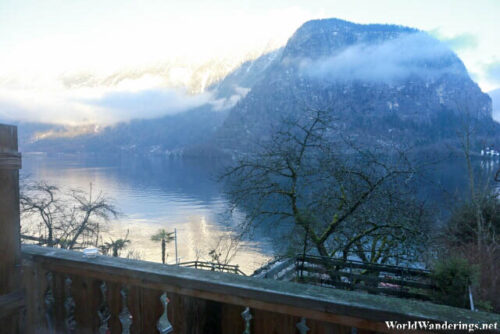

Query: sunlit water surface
left=21, top=154, right=273, bottom=273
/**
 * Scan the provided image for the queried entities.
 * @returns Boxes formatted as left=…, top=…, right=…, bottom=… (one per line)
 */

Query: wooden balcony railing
left=21, top=245, right=500, bottom=334
left=1, top=124, right=499, bottom=333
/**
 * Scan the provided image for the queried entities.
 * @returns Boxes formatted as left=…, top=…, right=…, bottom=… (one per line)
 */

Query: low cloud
left=0, top=89, right=101, bottom=125
left=484, top=62, right=500, bottom=85
left=444, top=34, right=478, bottom=51
left=0, top=74, right=214, bottom=125
left=431, top=31, right=478, bottom=51
left=0, top=55, right=262, bottom=125
left=300, top=32, right=462, bottom=84
left=209, top=85, right=251, bottom=111
left=84, top=88, right=212, bottom=121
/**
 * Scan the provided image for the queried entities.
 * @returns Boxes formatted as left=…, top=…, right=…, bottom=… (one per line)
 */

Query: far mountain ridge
left=16, top=18, right=499, bottom=155
left=16, top=50, right=281, bottom=154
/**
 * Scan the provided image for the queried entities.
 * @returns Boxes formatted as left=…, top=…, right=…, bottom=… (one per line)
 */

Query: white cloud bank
left=84, top=88, right=213, bottom=122
left=0, top=74, right=213, bottom=125
left=209, top=86, right=251, bottom=111
left=0, top=4, right=315, bottom=125
left=300, top=32, right=463, bottom=84
left=485, top=62, right=500, bottom=86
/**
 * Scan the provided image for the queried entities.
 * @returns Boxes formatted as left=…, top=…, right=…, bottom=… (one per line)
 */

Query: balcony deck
left=1, top=123, right=499, bottom=333
left=21, top=245, right=500, bottom=333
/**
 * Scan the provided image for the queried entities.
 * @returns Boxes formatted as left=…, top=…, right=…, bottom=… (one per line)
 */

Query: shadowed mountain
left=17, top=18, right=499, bottom=155
left=214, top=18, right=497, bottom=152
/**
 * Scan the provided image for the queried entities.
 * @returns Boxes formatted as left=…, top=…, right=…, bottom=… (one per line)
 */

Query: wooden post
left=0, top=124, right=22, bottom=332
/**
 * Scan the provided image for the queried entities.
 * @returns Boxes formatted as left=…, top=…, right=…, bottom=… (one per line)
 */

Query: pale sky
left=0, top=0, right=499, bottom=124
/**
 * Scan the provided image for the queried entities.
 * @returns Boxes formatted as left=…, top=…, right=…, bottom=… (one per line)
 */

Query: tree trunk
left=47, top=226, right=54, bottom=247
left=68, top=211, right=91, bottom=249
left=464, top=126, right=482, bottom=250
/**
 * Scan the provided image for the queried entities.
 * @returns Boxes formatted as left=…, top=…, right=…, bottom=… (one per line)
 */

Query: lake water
left=20, top=154, right=273, bottom=273
left=20, top=153, right=499, bottom=273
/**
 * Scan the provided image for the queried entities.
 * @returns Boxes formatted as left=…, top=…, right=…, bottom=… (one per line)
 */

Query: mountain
left=490, top=88, right=500, bottom=122
left=21, top=107, right=226, bottom=155
left=60, top=45, right=283, bottom=95
left=19, top=50, right=281, bottom=155
left=19, top=18, right=498, bottom=155
left=215, top=18, right=496, bottom=152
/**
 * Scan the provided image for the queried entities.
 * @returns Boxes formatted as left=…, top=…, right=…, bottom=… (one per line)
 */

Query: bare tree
left=411, top=99, right=500, bottom=311
left=21, top=182, right=62, bottom=247
left=207, top=233, right=241, bottom=267
left=456, top=105, right=484, bottom=249
left=442, top=106, right=500, bottom=311
left=62, top=189, right=118, bottom=249
left=222, top=109, right=427, bottom=273
left=21, top=181, right=119, bottom=250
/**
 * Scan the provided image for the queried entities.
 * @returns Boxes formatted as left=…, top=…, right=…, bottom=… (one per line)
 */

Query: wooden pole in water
left=0, top=124, right=22, bottom=333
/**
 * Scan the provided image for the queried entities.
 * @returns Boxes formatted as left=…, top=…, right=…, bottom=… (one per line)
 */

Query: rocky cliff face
left=216, top=18, right=494, bottom=151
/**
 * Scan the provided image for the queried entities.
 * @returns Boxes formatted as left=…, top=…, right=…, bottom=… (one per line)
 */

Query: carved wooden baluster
left=156, top=292, right=173, bottom=333
left=296, top=317, right=310, bottom=334
left=64, top=277, right=77, bottom=334
left=119, top=287, right=133, bottom=334
left=241, top=307, right=252, bottom=334
left=44, top=272, right=55, bottom=334
left=97, top=282, right=111, bottom=334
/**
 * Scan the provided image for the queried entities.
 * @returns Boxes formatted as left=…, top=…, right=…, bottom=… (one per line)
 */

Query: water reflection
left=20, top=153, right=498, bottom=273
left=21, top=154, right=272, bottom=273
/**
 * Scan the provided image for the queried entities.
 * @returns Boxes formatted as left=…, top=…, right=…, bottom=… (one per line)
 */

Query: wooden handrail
left=21, top=244, right=500, bottom=333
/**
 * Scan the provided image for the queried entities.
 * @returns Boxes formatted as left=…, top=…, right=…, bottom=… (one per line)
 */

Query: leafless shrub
left=21, top=181, right=119, bottom=250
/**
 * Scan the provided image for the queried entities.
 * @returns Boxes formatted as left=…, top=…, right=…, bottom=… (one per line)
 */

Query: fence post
left=0, top=124, right=22, bottom=332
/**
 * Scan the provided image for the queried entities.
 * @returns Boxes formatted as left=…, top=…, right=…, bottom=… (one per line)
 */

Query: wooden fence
left=294, top=255, right=435, bottom=301
left=178, top=260, right=246, bottom=276
left=253, top=255, right=438, bottom=302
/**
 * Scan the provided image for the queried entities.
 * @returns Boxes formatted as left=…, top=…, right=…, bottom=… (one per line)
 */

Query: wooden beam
left=0, top=124, right=22, bottom=333
left=0, top=291, right=24, bottom=319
